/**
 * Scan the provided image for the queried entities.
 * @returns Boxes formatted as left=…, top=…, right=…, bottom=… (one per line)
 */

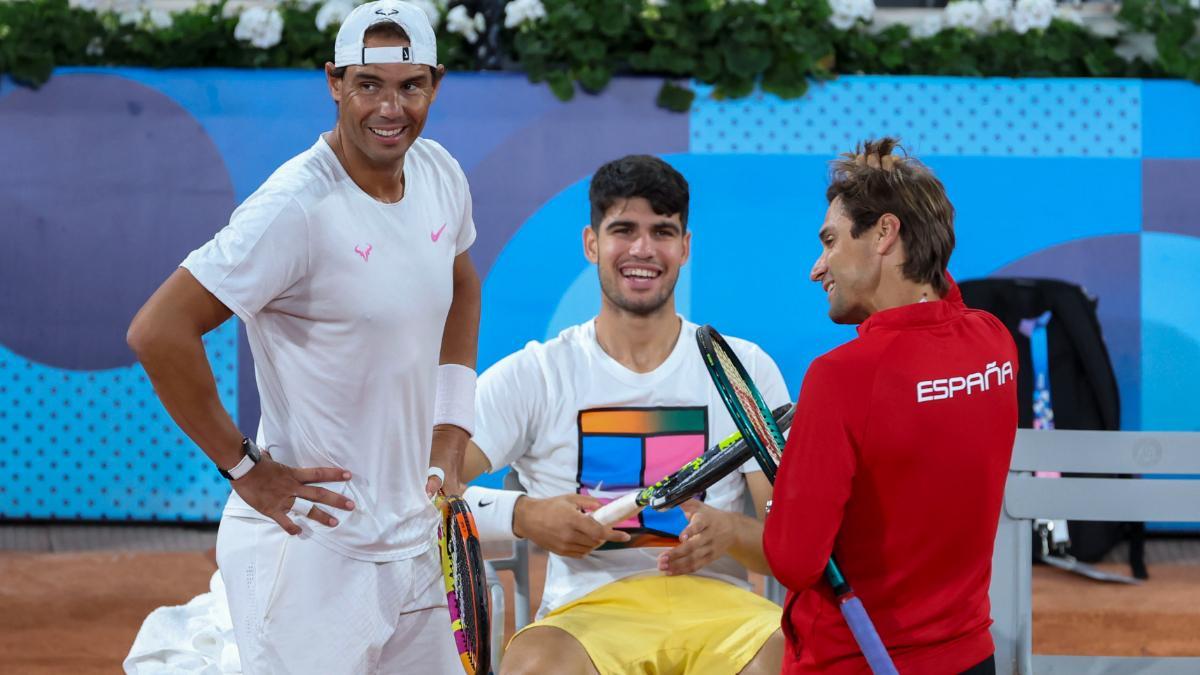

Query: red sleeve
left=763, top=356, right=859, bottom=593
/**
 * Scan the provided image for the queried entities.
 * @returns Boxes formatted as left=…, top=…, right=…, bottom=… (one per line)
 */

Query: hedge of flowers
left=0, top=0, right=1197, bottom=110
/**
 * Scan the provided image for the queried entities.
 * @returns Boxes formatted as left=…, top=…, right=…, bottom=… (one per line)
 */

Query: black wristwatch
left=219, top=437, right=262, bottom=480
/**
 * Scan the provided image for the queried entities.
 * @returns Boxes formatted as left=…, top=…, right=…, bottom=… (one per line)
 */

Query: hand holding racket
left=435, top=491, right=492, bottom=675
left=591, top=403, right=795, bottom=527
left=696, top=325, right=898, bottom=675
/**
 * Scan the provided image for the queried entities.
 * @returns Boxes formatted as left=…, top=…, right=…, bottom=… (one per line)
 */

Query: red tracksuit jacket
left=763, top=281, right=1017, bottom=674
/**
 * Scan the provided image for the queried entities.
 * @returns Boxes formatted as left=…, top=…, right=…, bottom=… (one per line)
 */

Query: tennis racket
left=591, top=403, right=795, bottom=527
left=696, top=325, right=897, bottom=675
left=436, top=491, right=492, bottom=675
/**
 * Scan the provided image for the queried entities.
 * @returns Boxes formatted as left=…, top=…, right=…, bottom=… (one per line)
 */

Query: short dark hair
left=589, top=155, right=689, bottom=230
left=826, top=137, right=955, bottom=295
left=329, top=22, right=441, bottom=82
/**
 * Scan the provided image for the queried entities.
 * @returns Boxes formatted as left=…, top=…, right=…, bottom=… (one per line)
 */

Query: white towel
left=124, top=571, right=241, bottom=674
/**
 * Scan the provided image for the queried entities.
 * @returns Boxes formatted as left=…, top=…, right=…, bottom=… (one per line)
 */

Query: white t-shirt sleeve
left=431, top=144, right=476, bottom=256
left=473, top=346, right=546, bottom=472
left=738, top=344, right=792, bottom=475
left=180, top=194, right=309, bottom=322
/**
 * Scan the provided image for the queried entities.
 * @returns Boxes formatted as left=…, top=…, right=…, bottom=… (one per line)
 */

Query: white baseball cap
left=333, top=0, right=438, bottom=68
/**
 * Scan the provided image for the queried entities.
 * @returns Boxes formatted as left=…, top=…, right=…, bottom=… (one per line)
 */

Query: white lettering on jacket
left=916, top=361, right=1013, bottom=403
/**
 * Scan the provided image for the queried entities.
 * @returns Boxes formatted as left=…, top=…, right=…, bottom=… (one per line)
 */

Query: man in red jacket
left=763, top=138, right=1017, bottom=674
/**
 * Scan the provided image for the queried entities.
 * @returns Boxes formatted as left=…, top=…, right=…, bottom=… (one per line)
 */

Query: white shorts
left=215, top=515, right=462, bottom=675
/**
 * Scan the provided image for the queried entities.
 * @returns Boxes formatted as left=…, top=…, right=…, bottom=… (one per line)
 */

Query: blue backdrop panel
left=692, top=77, right=1142, bottom=158
left=0, top=323, right=236, bottom=520
left=2, top=72, right=1198, bottom=519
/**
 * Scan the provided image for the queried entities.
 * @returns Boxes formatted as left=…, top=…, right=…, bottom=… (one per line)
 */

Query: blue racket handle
left=839, top=595, right=898, bottom=675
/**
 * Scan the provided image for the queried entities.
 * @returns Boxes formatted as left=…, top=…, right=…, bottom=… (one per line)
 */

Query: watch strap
left=219, top=438, right=260, bottom=481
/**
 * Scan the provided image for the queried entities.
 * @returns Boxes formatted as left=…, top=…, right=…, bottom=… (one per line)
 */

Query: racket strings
left=440, top=496, right=490, bottom=675
left=449, top=507, right=484, bottom=661
left=713, top=342, right=784, bottom=463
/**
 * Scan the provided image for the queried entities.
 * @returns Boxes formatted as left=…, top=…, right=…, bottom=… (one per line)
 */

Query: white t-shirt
left=182, top=135, right=475, bottom=562
left=474, top=318, right=790, bottom=617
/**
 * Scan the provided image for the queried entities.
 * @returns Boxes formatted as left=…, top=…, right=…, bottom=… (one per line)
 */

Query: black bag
left=959, top=277, right=1146, bottom=579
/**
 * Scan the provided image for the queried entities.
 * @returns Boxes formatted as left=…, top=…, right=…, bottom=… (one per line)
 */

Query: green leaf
left=568, top=38, right=606, bottom=63
left=576, top=65, right=613, bottom=94
left=656, top=80, right=695, bottom=111
left=723, top=44, right=772, bottom=79
left=597, top=1, right=630, bottom=37
left=546, top=70, right=575, bottom=101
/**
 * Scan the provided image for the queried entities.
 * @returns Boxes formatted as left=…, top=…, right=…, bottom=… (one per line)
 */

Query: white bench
left=990, top=429, right=1200, bottom=674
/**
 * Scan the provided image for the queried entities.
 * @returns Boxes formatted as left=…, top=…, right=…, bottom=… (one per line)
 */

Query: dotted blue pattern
left=0, top=320, right=237, bottom=521
left=691, top=77, right=1142, bottom=158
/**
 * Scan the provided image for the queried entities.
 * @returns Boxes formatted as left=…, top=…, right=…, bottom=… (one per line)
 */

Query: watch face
left=243, top=438, right=261, bottom=462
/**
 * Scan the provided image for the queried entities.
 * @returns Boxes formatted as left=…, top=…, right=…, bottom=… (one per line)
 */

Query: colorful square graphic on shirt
left=577, top=407, right=708, bottom=544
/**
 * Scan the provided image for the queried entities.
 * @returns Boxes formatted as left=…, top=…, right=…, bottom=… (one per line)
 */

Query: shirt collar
left=857, top=272, right=965, bottom=336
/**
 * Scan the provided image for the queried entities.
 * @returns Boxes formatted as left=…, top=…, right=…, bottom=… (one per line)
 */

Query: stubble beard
left=598, top=269, right=676, bottom=318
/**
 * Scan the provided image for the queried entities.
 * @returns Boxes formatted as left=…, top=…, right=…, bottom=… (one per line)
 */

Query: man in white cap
left=126, top=1, right=478, bottom=672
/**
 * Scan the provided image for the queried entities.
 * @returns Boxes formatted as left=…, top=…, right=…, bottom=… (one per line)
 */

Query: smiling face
left=585, top=197, right=690, bottom=318
left=325, top=31, right=442, bottom=168
left=811, top=196, right=882, bottom=325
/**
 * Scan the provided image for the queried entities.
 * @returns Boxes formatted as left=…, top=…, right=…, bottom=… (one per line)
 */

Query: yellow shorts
left=513, top=574, right=781, bottom=675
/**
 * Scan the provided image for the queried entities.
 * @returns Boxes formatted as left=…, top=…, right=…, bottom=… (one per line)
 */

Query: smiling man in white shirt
left=126, top=2, right=479, bottom=673
left=461, top=155, right=787, bottom=675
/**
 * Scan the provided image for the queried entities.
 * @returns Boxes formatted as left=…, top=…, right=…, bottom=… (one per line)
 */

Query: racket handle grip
left=839, top=595, right=897, bottom=675
left=591, top=491, right=642, bottom=527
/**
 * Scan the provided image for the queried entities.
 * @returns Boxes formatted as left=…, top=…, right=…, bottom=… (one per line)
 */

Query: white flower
left=86, top=36, right=105, bottom=57
left=829, top=12, right=856, bottom=30
left=1010, top=0, right=1052, bottom=34
left=827, top=0, right=874, bottom=30
left=234, top=5, right=284, bottom=49
left=68, top=0, right=99, bottom=10
left=118, top=9, right=142, bottom=25
left=646, top=0, right=669, bottom=6
left=222, top=1, right=245, bottom=19
left=109, top=0, right=143, bottom=13
left=944, top=1, right=984, bottom=30
left=1115, top=32, right=1158, bottom=62
left=911, top=12, right=943, bottom=38
left=147, top=8, right=172, bottom=29
left=407, top=0, right=443, bottom=27
left=446, top=4, right=485, bottom=43
left=1053, top=5, right=1082, bottom=25
left=1190, top=0, right=1198, bottom=10
left=504, top=0, right=548, bottom=29
left=729, top=0, right=767, bottom=4
left=315, top=0, right=354, bottom=31
left=980, top=0, right=1010, bottom=28
left=294, top=0, right=322, bottom=8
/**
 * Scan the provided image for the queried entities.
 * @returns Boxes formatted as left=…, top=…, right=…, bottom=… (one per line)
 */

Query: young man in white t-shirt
left=126, top=2, right=478, bottom=672
left=461, top=156, right=787, bottom=674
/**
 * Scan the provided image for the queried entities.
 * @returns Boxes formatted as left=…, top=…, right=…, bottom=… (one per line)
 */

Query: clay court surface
left=1, top=525, right=1198, bottom=673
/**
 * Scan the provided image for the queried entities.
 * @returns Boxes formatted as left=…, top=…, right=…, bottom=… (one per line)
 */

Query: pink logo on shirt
left=354, top=244, right=373, bottom=262
left=430, top=224, right=447, bottom=243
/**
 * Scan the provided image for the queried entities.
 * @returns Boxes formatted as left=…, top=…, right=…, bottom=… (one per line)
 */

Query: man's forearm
left=131, top=328, right=243, bottom=470
left=440, top=253, right=481, bottom=368
left=429, top=254, right=481, bottom=491
left=725, top=511, right=772, bottom=575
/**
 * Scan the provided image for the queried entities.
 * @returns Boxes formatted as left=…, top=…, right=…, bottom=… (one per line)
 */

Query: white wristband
left=427, top=466, right=445, bottom=485
left=434, top=364, right=476, bottom=437
left=462, top=485, right=524, bottom=542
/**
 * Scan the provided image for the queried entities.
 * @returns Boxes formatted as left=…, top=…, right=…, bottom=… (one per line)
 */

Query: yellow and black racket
left=591, top=403, right=795, bottom=526
left=436, top=492, right=491, bottom=675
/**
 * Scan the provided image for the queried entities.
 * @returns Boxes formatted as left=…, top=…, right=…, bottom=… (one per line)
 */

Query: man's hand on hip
left=513, top=494, right=631, bottom=557
left=232, top=452, right=354, bottom=535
